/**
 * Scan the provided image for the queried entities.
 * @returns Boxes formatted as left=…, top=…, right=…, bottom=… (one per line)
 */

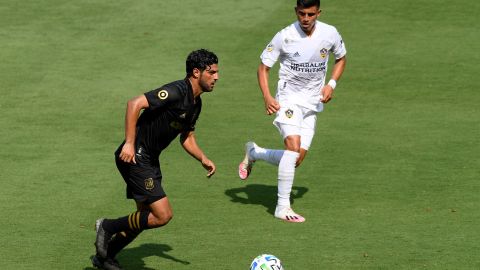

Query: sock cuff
left=128, top=211, right=150, bottom=231
left=283, top=150, right=300, bottom=159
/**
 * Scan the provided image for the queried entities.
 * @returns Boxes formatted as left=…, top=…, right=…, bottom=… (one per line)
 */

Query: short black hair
left=186, top=49, right=218, bottom=76
left=297, top=0, right=320, bottom=8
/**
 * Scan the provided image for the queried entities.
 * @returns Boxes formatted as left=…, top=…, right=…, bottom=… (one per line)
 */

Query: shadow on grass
left=84, top=243, right=190, bottom=270
left=225, top=184, right=308, bottom=215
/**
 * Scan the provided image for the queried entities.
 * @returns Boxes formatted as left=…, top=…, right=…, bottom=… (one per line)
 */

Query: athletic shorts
left=115, top=148, right=166, bottom=205
left=273, top=102, right=317, bottom=150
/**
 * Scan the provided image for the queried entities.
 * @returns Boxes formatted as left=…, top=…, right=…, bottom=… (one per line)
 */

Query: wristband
left=327, top=79, right=337, bottom=90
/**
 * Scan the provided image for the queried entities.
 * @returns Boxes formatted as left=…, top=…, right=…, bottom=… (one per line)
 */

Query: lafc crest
left=144, top=178, right=155, bottom=190
left=285, top=109, right=294, bottom=118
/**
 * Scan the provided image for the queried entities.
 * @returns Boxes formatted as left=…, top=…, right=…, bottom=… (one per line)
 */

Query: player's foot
left=274, top=206, right=305, bottom=223
left=95, top=218, right=112, bottom=259
left=238, top=141, right=256, bottom=180
left=91, top=254, right=124, bottom=270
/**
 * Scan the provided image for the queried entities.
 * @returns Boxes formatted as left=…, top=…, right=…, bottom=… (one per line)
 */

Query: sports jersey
left=116, top=79, right=202, bottom=159
left=260, top=21, right=347, bottom=112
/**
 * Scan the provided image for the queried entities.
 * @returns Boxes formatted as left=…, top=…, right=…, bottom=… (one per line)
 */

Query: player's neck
left=188, top=77, right=203, bottom=99
left=303, top=24, right=316, bottom=37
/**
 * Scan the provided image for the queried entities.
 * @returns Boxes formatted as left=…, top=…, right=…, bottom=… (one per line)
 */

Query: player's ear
left=192, top=68, right=201, bottom=79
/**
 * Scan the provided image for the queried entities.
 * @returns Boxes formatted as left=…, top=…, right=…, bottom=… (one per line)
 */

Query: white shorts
left=273, top=102, right=317, bottom=150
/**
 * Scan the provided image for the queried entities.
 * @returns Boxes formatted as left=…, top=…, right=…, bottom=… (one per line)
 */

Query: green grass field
left=1, top=0, right=479, bottom=269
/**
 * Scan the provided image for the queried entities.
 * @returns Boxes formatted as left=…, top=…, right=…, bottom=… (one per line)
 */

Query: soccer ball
left=250, top=254, right=284, bottom=270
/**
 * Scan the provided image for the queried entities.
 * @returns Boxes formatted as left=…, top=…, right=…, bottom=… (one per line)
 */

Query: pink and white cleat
left=274, top=206, right=306, bottom=223
left=238, top=142, right=256, bottom=180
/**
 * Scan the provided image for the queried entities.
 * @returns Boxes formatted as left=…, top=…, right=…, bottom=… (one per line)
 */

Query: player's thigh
left=299, top=109, right=317, bottom=151
left=116, top=156, right=166, bottom=204
left=147, top=197, right=173, bottom=219
left=273, top=103, right=303, bottom=140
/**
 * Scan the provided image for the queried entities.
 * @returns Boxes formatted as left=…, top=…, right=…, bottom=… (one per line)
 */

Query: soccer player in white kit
left=238, top=0, right=347, bottom=222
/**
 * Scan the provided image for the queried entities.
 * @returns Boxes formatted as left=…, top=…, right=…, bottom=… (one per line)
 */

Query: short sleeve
left=260, top=32, right=283, bottom=67
left=144, top=86, right=181, bottom=110
left=331, top=29, right=347, bottom=59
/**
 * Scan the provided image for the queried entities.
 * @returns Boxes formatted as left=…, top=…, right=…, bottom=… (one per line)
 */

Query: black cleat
left=91, top=254, right=124, bottom=270
left=94, top=218, right=112, bottom=259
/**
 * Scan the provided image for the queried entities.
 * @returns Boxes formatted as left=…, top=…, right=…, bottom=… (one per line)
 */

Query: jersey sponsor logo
left=157, top=90, right=168, bottom=100
left=144, top=178, right=155, bottom=190
left=285, top=109, right=294, bottom=118
left=290, top=62, right=326, bottom=73
left=266, top=43, right=274, bottom=52
left=320, top=48, right=328, bottom=58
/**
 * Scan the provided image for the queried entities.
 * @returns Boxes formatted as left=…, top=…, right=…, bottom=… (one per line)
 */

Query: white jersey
left=260, top=21, right=346, bottom=112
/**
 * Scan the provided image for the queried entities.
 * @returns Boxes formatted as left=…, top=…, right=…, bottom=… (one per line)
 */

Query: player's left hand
left=320, top=85, right=334, bottom=103
left=201, top=158, right=216, bottom=178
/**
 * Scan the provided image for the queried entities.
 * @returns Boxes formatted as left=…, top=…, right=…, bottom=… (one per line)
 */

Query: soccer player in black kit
left=92, top=49, right=219, bottom=270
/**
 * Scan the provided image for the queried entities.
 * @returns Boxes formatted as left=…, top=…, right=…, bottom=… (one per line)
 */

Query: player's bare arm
left=180, top=130, right=216, bottom=177
left=258, top=63, right=280, bottom=115
left=119, top=94, right=149, bottom=164
left=321, top=56, right=347, bottom=103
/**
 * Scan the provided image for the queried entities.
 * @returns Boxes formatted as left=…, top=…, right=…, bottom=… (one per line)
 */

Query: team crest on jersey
left=266, top=43, right=274, bottom=52
left=320, top=48, right=328, bottom=58
left=144, top=178, right=154, bottom=190
left=158, top=90, right=168, bottom=100
left=285, top=109, right=294, bottom=118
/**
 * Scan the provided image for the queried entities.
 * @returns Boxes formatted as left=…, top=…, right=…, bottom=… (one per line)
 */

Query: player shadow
left=225, top=184, right=308, bottom=215
left=84, top=243, right=190, bottom=270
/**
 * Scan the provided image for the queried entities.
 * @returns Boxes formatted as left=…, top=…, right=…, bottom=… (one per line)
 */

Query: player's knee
left=284, top=136, right=301, bottom=152
left=149, top=212, right=173, bottom=228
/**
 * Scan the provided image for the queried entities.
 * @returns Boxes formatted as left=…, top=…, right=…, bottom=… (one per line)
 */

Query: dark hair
left=297, top=0, right=320, bottom=8
left=186, top=49, right=218, bottom=76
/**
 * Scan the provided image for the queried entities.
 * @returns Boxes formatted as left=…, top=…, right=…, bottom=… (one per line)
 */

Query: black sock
left=107, top=229, right=142, bottom=259
left=102, top=211, right=150, bottom=234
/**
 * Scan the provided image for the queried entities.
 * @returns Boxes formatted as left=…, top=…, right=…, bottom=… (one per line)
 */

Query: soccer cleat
left=91, top=255, right=124, bottom=270
left=95, top=218, right=112, bottom=259
left=274, top=206, right=305, bottom=223
left=91, top=254, right=104, bottom=269
left=238, top=142, right=256, bottom=180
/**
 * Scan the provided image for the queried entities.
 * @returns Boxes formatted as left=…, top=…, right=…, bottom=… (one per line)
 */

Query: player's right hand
left=264, top=96, right=280, bottom=115
left=119, top=143, right=136, bottom=164
left=201, top=157, right=216, bottom=178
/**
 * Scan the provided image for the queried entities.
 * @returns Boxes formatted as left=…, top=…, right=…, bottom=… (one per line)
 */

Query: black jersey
left=118, top=79, right=202, bottom=159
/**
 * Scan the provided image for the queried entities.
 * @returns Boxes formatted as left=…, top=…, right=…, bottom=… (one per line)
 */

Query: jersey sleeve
left=260, top=31, right=283, bottom=67
left=331, top=28, right=347, bottom=60
left=144, top=85, right=181, bottom=110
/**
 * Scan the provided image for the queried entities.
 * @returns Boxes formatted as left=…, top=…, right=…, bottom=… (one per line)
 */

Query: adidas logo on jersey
left=292, top=52, right=301, bottom=57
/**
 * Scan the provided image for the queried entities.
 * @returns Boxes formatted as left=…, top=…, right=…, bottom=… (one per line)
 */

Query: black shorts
left=115, top=152, right=166, bottom=205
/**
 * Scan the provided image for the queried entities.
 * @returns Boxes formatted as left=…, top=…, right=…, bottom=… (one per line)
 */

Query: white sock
left=277, top=150, right=299, bottom=208
left=250, top=146, right=284, bottom=166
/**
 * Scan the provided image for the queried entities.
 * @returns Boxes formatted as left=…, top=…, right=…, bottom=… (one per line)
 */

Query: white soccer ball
left=250, top=254, right=284, bottom=270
